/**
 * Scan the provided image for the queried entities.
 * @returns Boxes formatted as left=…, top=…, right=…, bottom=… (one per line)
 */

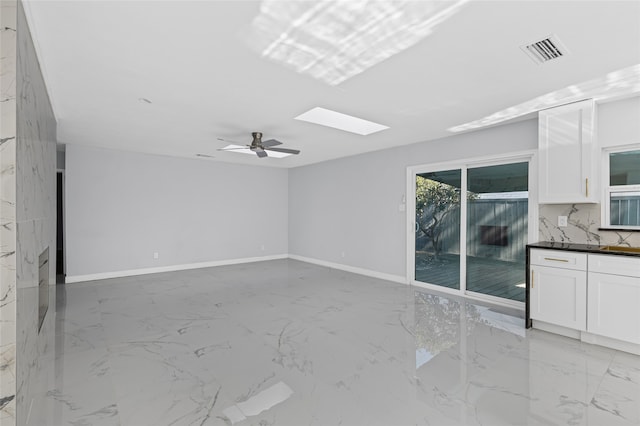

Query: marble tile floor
left=25, top=259, right=639, bottom=426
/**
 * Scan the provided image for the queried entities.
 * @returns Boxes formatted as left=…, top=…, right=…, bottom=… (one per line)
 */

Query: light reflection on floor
left=28, top=259, right=640, bottom=426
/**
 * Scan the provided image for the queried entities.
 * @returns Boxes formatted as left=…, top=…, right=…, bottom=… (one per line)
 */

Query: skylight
left=294, top=107, right=389, bottom=135
left=222, top=144, right=292, bottom=158
left=247, top=0, right=468, bottom=85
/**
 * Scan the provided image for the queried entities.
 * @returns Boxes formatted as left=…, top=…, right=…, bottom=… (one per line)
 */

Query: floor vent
left=521, top=35, right=568, bottom=64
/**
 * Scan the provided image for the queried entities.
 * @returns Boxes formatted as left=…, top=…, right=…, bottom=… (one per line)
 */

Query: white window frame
left=601, top=144, right=640, bottom=230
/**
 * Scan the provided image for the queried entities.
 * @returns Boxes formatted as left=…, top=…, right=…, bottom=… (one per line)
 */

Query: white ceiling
left=23, top=0, right=640, bottom=168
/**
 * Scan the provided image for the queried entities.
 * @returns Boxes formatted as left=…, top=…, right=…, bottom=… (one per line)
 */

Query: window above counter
left=602, top=146, right=640, bottom=230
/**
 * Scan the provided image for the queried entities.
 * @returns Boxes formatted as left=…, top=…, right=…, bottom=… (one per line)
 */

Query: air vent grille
left=521, top=35, right=568, bottom=64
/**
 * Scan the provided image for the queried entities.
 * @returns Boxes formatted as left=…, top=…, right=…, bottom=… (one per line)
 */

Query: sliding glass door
left=412, top=159, right=530, bottom=303
left=466, top=162, right=528, bottom=302
left=414, top=170, right=461, bottom=290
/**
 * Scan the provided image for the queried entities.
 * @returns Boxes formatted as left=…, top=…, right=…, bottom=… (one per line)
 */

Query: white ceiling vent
left=521, top=35, right=568, bottom=64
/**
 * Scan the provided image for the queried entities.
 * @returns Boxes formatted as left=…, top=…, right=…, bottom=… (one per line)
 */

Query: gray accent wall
left=64, top=146, right=289, bottom=277
left=0, top=1, right=58, bottom=424
left=289, top=119, right=539, bottom=278
left=288, top=96, right=640, bottom=279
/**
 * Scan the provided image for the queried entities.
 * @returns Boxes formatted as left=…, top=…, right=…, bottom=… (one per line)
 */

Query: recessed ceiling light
left=248, top=0, right=468, bottom=85
left=294, top=107, right=389, bottom=135
left=222, top=144, right=292, bottom=158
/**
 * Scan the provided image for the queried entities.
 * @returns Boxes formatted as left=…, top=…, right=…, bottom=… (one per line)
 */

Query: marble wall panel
left=0, top=1, right=18, bottom=424
left=539, top=203, right=640, bottom=247
left=16, top=0, right=56, bottom=289
left=0, top=140, right=17, bottom=424
left=14, top=1, right=58, bottom=424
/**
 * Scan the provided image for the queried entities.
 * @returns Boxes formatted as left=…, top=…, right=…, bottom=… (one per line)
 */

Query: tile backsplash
left=539, top=203, right=640, bottom=246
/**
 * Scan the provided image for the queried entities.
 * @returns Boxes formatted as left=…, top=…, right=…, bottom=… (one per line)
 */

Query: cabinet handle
left=544, top=257, right=569, bottom=262
left=531, top=270, right=534, bottom=288
left=586, top=178, right=589, bottom=197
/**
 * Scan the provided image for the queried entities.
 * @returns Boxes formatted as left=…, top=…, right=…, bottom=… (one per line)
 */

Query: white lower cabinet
left=529, top=249, right=588, bottom=331
left=529, top=248, right=640, bottom=354
left=587, top=255, right=640, bottom=345
left=530, top=265, right=587, bottom=331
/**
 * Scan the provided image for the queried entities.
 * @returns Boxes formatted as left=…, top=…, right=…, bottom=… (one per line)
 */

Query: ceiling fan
left=217, top=132, right=300, bottom=158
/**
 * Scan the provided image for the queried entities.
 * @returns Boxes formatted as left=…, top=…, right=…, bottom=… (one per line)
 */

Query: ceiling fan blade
left=256, top=149, right=268, bottom=158
left=217, top=137, right=243, bottom=145
left=217, top=146, right=248, bottom=151
left=261, top=139, right=282, bottom=148
left=265, top=147, right=300, bottom=155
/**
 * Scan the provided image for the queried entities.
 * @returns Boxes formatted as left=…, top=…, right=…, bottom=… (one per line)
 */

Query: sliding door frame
left=406, top=150, right=538, bottom=309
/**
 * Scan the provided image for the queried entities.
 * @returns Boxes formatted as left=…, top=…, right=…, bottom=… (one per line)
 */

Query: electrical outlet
left=558, top=216, right=568, bottom=227
left=341, top=251, right=346, bottom=258
left=261, top=244, right=265, bottom=251
left=153, top=252, right=159, bottom=259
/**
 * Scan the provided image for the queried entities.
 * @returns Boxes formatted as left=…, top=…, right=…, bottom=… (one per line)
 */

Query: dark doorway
left=56, top=172, right=64, bottom=283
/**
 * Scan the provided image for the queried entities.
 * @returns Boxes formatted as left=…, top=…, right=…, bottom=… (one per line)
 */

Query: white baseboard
left=65, top=254, right=289, bottom=283
left=581, top=331, right=640, bottom=356
left=65, top=254, right=408, bottom=286
left=531, top=320, right=582, bottom=339
left=288, top=254, right=407, bottom=285
left=532, top=320, right=640, bottom=355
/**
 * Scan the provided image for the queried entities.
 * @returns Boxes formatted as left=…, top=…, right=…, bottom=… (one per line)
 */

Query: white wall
left=289, top=119, right=538, bottom=278
left=65, top=145, right=288, bottom=278
left=598, top=95, right=640, bottom=148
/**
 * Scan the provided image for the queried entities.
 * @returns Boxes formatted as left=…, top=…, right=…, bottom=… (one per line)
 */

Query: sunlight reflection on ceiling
left=247, top=0, right=468, bottom=86
left=449, top=64, right=640, bottom=133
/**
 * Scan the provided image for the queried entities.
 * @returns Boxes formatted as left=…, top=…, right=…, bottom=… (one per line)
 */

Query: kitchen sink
left=599, top=245, right=640, bottom=253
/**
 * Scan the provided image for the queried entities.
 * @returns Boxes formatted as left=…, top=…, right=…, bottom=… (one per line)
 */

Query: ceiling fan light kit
left=218, top=132, right=301, bottom=159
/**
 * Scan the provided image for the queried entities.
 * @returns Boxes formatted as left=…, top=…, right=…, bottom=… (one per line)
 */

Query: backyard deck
left=415, top=253, right=525, bottom=302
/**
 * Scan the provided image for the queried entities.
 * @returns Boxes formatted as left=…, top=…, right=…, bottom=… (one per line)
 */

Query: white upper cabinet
left=538, top=99, right=598, bottom=203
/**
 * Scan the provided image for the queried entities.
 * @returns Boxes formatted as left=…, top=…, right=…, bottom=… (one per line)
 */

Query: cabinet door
left=538, top=99, right=597, bottom=203
left=588, top=272, right=640, bottom=344
left=530, top=265, right=587, bottom=330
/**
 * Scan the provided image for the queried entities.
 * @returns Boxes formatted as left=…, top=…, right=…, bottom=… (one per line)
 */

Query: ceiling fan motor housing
left=251, top=132, right=263, bottom=149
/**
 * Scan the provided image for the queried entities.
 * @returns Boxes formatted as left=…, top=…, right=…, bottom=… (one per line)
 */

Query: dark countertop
left=527, top=241, right=640, bottom=257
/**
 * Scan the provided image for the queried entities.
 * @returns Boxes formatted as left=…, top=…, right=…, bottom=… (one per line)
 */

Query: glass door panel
left=415, top=169, right=461, bottom=290
left=466, top=162, right=528, bottom=302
